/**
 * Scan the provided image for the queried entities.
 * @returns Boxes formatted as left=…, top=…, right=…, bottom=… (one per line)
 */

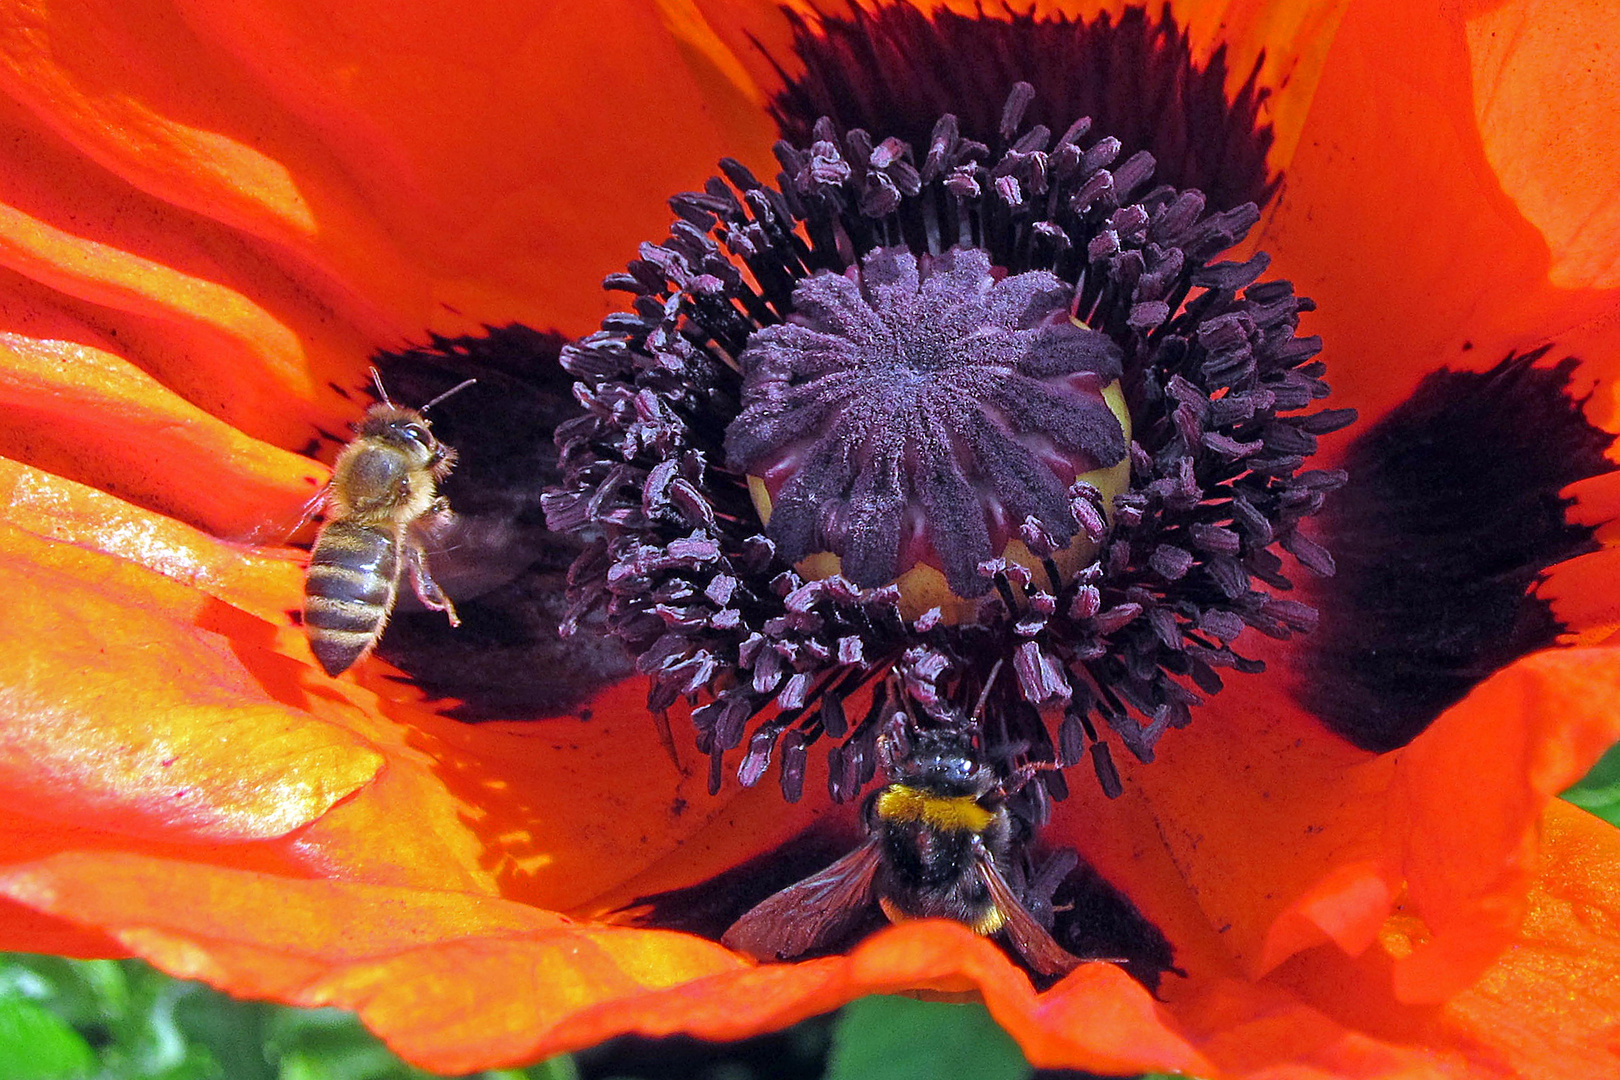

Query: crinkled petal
left=1259, top=0, right=1620, bottom=438
left=1388, top=648, right=1620, bottom=1000
left=21, top=836, right=1610, bottom=1078
left=1036, top=642, right=1620, bottom=1003
left=0, top=520, right=381, bottom=843
left=1465, top=0, right=1620, bottom=293
left=1265, top=800, right=1620, bottom=1079
left=0, top=457, right=302, bottom=621
left=288, top=685, right=778, bottom=908
left=0, top=85, right=384, bottom=440
left=0, top=849, right=1481, bottom=1079
left=0, top=332, right=320, bottom=536
left=0, top=451, right=748, bottom=903
left=0, top=0, right=773, bottom=339
left=1431, top=800, right=1620, bottom=1077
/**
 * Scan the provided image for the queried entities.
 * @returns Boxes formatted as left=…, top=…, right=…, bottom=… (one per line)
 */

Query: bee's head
left=357, top=404, right=441, bottom=465
left=891, top=727, right=995, bottom=799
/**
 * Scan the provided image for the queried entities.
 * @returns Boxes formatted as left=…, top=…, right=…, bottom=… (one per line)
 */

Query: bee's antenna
left=369, top=367, right=393, bottom=407
left=422, top=378, right=477, bottom=414
left=971, top=659, right=1004, bottom=723
left=888, top=670, right=921, bottom=728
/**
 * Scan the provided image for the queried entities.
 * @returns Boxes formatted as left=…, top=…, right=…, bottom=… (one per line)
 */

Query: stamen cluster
left=546, top=84, right=1351, bottom=802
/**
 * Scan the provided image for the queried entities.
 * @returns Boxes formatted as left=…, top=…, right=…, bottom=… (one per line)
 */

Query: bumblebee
left=303, top=374, right=473, bottom=677
left=721, top=730, right=1082, bottom=977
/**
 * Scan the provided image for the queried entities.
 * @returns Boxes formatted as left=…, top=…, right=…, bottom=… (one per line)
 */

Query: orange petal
left=1, top=846, right=1489, bottom=1078
left=166, top=0, right=773, bottom=334
left=284, top=682, right=735, bottom=904
left=1389, top=647, right=1620, bottom=1001
left=0, top=0, right=781, bottom=359
left=0, top=897, right=128, bottom=959
left=1040, top=637, right=1620, bottom=999
left=0, top=82, right=399, bottom=438
left=0, top=160, right=316, bottom=427
left=1044, top=631, right=1394, bottom=984
left=1169, top=974, right=1477, bottom=1079
left=1259, top=0, right=1620, bottom=442
left=0, top=457, right=307, bottom=622
left=1465, top=0, right=1620, bottom=292
left=1264, top=800, right=1620, bottom=1078
left=0, top=521, right=381, bottom=844
left=0, top=849, right=1202, bottom=1075
left=1432, top=800, right=1620, bottom=1077
left=0, top=0, right=431, bottom=345
left=0, top=333, right=321, bottom=537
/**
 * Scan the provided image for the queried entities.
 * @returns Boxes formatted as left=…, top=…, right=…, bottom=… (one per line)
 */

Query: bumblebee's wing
left=977, top=852, right=1083, bottom=978
left=721, top=840, right=882, bottom=961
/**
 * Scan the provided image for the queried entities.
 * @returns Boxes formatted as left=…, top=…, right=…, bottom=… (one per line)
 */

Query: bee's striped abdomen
left=304, top=520, right=400, bottom=676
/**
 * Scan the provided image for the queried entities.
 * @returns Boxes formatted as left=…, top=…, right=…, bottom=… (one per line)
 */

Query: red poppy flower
left=2, top=0, right=1620, bottom=1077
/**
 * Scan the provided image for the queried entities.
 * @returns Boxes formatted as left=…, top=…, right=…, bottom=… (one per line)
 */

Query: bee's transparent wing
left=237, top=486, right=329, bottom=549
left=977, top=851, right=1083, bottom=977
left=721, top=840, right=883, bottom=961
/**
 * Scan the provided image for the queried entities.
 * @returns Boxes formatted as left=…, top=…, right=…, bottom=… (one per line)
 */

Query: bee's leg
left=422, top=496, right=455, bottom=537
left=403, top=528, right=460, bottom=628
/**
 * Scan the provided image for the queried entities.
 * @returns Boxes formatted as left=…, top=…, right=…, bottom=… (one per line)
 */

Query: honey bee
left=721, top=726, right=1082, bottom=977
left=302, top=372, right=475, bottom=677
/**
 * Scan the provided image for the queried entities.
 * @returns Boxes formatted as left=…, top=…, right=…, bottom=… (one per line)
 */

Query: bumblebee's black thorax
left=877, top=812, right=979, bottom=889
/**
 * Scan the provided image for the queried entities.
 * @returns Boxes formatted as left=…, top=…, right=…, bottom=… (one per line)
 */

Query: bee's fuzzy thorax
left=303, top=394, right=461, bottom=678
left=874, top=785, right=996, bottom=835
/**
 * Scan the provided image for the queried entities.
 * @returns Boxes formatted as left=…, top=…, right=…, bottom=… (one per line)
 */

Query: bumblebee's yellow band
left=877, top=892, right=1008, bottom=936
left=973, top=905, right=1007, bottom=935
left=875, top=786, right=997, bottom=834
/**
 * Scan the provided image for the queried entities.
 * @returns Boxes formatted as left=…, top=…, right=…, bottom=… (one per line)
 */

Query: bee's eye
left=402, top=424, right=430, bottom=446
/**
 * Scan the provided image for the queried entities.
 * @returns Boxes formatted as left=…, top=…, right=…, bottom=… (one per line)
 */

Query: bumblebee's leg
left=403, top=527, right=459, bottom=627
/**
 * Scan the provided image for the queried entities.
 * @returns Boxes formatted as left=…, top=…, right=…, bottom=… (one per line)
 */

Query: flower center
left=546, top=75, right=1354, bottom=805
left=727, top=245, right=1131, bottom=617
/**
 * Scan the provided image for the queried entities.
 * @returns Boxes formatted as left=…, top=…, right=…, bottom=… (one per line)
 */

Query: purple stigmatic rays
left=726, top=246, right=1126, bottom=596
